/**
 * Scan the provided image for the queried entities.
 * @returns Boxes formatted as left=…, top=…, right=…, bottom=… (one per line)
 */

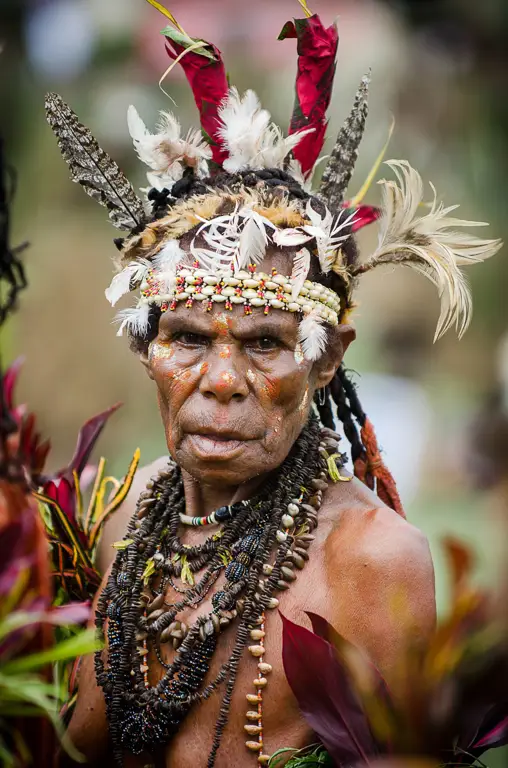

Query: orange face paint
left=219, top=346, right=232, bottom=359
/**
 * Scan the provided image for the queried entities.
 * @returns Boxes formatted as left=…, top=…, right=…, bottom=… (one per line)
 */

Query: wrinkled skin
left=62, top=249, right=436, bottom=768
left=141, top=249, right=351, bottom=491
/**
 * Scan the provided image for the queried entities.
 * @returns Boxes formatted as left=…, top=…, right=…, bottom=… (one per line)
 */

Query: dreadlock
left=128, top=166, right=404, bottom=517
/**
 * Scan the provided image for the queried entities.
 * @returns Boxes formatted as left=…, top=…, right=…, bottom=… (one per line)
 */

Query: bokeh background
left=1, top=0, right=507, bottom=614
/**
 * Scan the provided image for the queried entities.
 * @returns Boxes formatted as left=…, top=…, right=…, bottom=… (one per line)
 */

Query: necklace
left=95, top=417, right=345, bottom=767
left=179, top=500, right=247, bottom=527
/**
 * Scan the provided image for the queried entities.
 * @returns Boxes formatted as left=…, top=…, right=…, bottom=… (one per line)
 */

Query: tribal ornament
left=45, top=5, right=502, bottom=362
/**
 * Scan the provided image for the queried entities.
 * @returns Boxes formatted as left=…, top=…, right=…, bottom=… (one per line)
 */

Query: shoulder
left=319, top=480, right=435, bottom=679
left=323, top=477, right=433, bottom=586
left=97, top=455, right=170, bottom=574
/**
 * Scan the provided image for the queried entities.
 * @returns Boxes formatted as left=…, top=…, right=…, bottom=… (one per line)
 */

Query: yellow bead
left=250, top=629, right=265, bottom=641
left=246, top=693, right=260, bottom=704
left=253, top=677, right=268, bottom=688
left=258, top=756, right=270, bottom=765
left=246, top=741, right=262, bottom=752
left=244, top=724, right=262, bottom=735
left=246, top=710, right=259, bottom=721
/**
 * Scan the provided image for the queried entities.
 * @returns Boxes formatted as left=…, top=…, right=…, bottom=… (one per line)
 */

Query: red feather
left=280, top=15, right=339, bottom=176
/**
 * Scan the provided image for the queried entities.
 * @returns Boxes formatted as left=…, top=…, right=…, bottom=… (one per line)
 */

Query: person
left=46, top=8, right=501, bottom=767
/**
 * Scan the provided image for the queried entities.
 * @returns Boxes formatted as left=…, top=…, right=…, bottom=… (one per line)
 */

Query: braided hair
left=127, top=166, right=404, bottom=516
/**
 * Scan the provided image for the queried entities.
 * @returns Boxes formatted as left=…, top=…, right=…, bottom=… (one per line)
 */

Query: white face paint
left=294, top=342, right=305, bottom=365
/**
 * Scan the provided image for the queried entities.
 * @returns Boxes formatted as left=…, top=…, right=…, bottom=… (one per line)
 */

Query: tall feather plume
left=298, top=310, right=328, bottom=362
left=352, top=160, right=503, bottom=340
left=290, top=248, right=311, bottom=300
left=318, top=72, right=371, bottom=211
left=45, top=93, right=146, bottom=231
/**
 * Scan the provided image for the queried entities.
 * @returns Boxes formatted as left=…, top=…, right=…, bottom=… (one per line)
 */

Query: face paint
left=246, top=369, right=257, bottom=385
left=294, top=342, right=305, bottom=365
left=219, top=371, right=235, bottom=387
left=149, top=340, right=174, bottom=362
left=219, top=345, right=232, bottom=359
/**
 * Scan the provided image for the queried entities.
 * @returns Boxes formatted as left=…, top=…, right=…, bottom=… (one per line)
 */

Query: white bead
left=211, top=294, right=227, bottom=302
left=225, top=276, right=241, bottom=286
left=267, top=597, right=279, bottom=609
left=230, top=295, right=245, bottom=304
left=287, top=302, right=300, bottom=312
left=281, top=514, right=294, bottom=528
left=262, top=564, right=273, bottom=575
left=276, top=530, right=287, bottom=543
left=236, top=270, right=250, bottom=280
left=265, top=281, right=278, bottom=291
left=248, top=645, right=265, bottom=657
left=250, top=297, right=266, bottom=307
left=244, top=279, right=259, bottom=288
left=203, top=275, right=218, bottom=285
left=222, top=286, right=237, bottom=297
left=193, top=293, right=207, bottom=301
left=175, top=292, right=189, bottom=300
left=272, top=275, right=288, bottom=285
left=201, top=285, right=215, bottom=296
left=270, top=299, right=284, bottom=309
left=242, top=289, right=258, bottom=299
left=288, top=503, right=299, bottom=515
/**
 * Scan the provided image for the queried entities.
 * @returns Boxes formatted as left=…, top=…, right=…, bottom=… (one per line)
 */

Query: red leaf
left=56, top=403, right=121, bottom=481
left=473, top=711, right=508, bottom=751
left=165, top=39, right=229, bottom=165
left=281, top=14, right=339, bottom=175
left=281, top=611, right=377, bottom=765
left=3, top=357, right=24, bottom=413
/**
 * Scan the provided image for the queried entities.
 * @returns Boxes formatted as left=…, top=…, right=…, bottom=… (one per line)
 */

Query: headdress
left=45, top=5, right=501, bottom=361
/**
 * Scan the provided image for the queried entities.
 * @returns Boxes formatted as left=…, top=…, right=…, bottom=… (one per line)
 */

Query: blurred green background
left=1, top=0, right=507, bottom=620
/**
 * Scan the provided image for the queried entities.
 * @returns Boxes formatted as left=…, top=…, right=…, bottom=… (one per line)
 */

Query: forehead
left=158, top=300, right=300, bottom=338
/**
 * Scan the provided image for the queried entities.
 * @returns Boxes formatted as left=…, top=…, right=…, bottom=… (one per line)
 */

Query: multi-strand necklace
left=95, top=416, right=346, bottom=767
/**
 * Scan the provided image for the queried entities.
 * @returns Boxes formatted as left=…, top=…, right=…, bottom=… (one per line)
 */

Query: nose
left=199, top=347, right=249, bottom=404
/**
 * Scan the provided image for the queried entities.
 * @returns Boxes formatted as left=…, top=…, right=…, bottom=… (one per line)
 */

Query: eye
left=173, top=332, right=208, bottom=347
left=247, top=337, right=281, bottom=352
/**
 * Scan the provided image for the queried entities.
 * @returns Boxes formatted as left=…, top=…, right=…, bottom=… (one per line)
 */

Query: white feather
left=290, top=248, right=311, bottom=300
left=235, top=213, right=267, bottom=273
left=218, top=88, right=314, bottom=172
left=273, top=229, right=314, bottom=247
left=297, top=310, right=328, bottom=362
left=304, top=200, right=356, bottom=274
left=361, top=160, right=503, bottom=340
left=115, top=302, right=150, bottom=337
left=105, top=259, right=151, bottom=307
left=128, top=104, right=211, bottom=188
left=152, top=240, right=185, bottom=272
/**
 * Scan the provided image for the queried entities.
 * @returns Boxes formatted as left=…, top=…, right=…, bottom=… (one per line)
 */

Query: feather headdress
left=352, top=161, right=503, bottom=340
left=45, top=7, right=502, bottom=362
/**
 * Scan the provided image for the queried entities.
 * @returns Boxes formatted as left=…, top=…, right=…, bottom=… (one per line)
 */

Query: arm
left=325, top=506, right=436, bottom=686
left=57, top=572, right=112, bottom=767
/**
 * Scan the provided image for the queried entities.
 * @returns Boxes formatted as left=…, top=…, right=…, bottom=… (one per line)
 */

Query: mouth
left=186, top=431, right=254, bottom=461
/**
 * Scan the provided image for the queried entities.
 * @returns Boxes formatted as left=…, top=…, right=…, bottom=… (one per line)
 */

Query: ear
left=139, top=348, right=155, bottom=381
left=314, top=323, right=356, bottom=389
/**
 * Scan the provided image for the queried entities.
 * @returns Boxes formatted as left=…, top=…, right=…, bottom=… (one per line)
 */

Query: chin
left=174, top=440, right=269, bottom=486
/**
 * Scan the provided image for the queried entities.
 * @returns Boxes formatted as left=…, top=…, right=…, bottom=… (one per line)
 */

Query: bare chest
left=124, top=538, right=332, bottom=768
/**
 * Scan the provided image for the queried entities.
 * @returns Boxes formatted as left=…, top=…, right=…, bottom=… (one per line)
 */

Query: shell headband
left=45, top=3, right=502, bottom=361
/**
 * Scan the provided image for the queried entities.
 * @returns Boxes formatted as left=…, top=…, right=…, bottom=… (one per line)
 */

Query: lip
left=186, top=434, right=249, bottom=461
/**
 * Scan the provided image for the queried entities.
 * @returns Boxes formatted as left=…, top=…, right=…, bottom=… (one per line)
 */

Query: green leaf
left=180, top=555, right=194, bottom=586
left=161, top=26, right=215, bottom=61
left=112, top=538, right=134, bottom=550
left=142, top=557, right=156, bottom=585
left=2, top=628, right=101, bottom=675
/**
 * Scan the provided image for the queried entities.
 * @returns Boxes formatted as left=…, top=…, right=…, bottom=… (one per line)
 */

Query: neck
left=181, top=469, right=269, bottom=519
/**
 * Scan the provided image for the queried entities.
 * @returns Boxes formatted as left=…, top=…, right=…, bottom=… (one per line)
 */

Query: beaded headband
left=45, top=3, right=502, bottom=359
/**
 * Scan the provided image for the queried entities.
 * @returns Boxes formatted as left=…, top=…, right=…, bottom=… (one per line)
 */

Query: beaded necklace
left=95, top=417, right=345, bottom=767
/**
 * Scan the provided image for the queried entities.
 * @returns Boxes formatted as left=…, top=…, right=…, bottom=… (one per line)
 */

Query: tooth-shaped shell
left=246, top=693, right=260, bottom=704
left=244, top=724, right=262, bottom=735
left=250, top=629, right=265, bottom=641
left=253, top=677, right=268, bottom=687
left=246, top=741, right=262, bottom=752
left=248, top=645, right=265, bottom=657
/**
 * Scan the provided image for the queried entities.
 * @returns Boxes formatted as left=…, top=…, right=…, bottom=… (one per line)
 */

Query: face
left=142, top=250, right=354, bottom=486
